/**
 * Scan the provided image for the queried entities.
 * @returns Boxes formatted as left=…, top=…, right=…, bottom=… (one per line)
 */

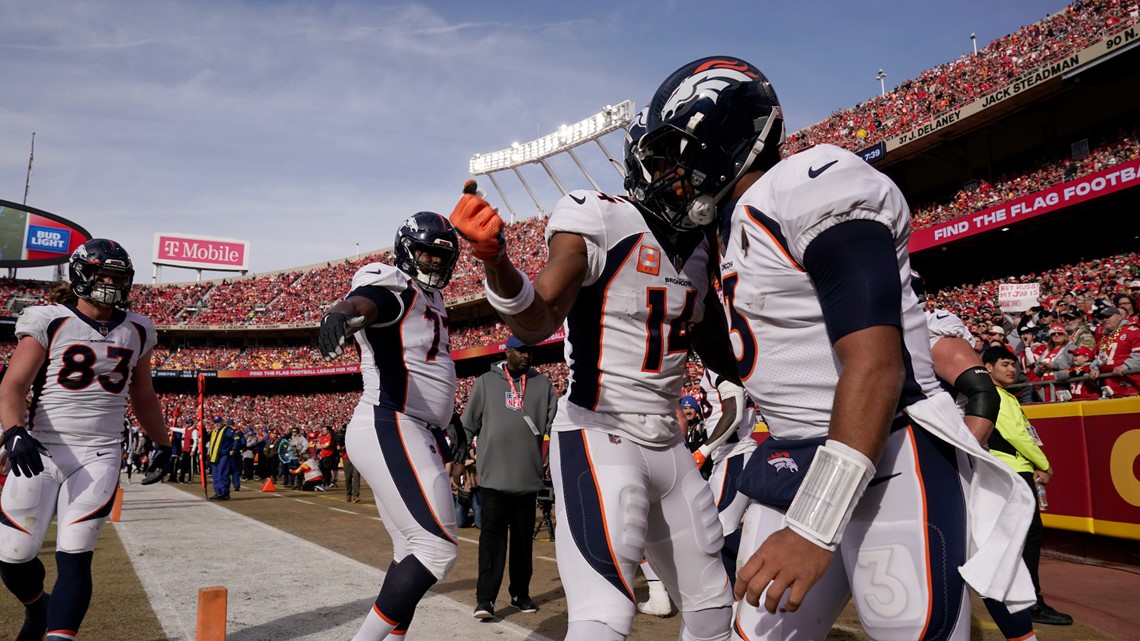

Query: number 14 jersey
left=545, top=190, right=711, bottom=446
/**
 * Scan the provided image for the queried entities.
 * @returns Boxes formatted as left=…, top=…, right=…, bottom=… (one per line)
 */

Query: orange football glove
left=692, top=450, right=707, bottom=469
left=450, top=180, right=505, bottom=263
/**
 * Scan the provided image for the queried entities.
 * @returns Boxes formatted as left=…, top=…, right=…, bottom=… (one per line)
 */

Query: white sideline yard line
left=114, top=482, right=558, bottom=641
left=293, top=498, right=316, bottom=504
left=329, top=507, right=356, bottom=515
left=458, top=535, right=480, bottom=545
left=537, top=555, right=557, bottom=563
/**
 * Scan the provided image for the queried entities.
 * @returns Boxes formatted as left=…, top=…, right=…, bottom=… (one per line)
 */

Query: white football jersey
left=697, top=368, right=757, bottom=461
left=719, top=144, right=942, bottom=440
left=925, top=307, right=976, bottom=414
left=545, top=190, right=710, bottom=445
left=17, top=303, right=157, bottom=447
left=926, top=308, right=977, bottom=349
left=350, top=263, right=456, bottom=428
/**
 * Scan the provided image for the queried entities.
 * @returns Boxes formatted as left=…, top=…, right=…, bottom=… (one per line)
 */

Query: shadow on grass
left=227, top=597, right=374, bottom=641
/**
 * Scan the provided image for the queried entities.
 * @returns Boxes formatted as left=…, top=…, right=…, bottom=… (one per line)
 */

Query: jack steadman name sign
left=887, top=26, right=1138, bottom=151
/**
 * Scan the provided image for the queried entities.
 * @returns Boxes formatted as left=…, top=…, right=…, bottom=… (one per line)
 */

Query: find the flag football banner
left=0, top=199, right=91, bottom=267
left=910, top=157, right=1140, bottom=252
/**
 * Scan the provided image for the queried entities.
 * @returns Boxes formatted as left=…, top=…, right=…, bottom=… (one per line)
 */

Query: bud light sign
left=153, top=233, right=250, bottom=271
left=25, top=225, right=71, bottom=254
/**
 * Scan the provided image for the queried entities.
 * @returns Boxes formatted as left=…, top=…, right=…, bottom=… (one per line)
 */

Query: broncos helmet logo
left=766, top=451, right=799, bottom=473
left=660, top=60, right=759, bottom=122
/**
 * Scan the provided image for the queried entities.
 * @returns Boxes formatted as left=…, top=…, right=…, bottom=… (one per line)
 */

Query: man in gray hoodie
left=463, top=335, right=558, bottom=620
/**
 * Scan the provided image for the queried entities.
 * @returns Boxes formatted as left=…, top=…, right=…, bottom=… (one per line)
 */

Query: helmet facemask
left=70, top=243, right=134, bottom=308
left=632, top=105, right=784, bottom=231
left=400, top=238, right=458, bottom=292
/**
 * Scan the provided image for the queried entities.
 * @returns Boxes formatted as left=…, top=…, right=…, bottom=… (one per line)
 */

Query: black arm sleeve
left=953, top=366, right=1001, bottom=423
left=801, top=219, right=902, bottom=345
left=347, top=285, right=404, bottom=326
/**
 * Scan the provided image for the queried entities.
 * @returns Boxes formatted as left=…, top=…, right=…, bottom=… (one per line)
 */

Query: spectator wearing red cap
left=1090, top=307, right=1140, bottom=397
left=1033, top=324, right=1072, bottom=403
left=1061, top=347, right=1101, bottom=401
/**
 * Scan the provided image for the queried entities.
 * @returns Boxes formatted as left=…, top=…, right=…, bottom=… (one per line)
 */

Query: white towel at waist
left=904, top=392, right=1036, bottom=611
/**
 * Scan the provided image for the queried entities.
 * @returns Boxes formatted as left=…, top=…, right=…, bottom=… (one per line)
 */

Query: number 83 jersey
left=545, top=191, right=710, bottom=445
left=16, top=303, right=157, bottom=447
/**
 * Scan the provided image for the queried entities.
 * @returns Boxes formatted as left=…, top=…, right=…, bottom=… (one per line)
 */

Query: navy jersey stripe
left=557, top=431, right=635, bottom=602
left=27, top=316, right=69, bottom=430
left=717, top=453, right=746, bottom=512
left=131, top=321, right=148, bottom=352
left=364, top=285, right=418, bottom=413
left=566, top=233, right=643, bottom=410
left=908, top=425, right=967, bottom=641
left=743, top=206, right=803, bottom=270
left=373, top=405, right=455, bottom=544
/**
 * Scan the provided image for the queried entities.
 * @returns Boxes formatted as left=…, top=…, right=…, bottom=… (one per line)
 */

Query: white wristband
left=785, top=439, right=874, bottom=551
left=486, top=268, right=536, bottom=316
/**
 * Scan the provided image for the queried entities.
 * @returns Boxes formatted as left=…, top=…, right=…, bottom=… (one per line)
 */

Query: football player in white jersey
left=317, top=212, right=462, bottom=641
left=629, top=56, right=1037, bottom=641
left=0, top=239, right=170, bottom=641
left=451, top=163, right=743, bottom=641
left=694, top=368, right=757, bottom=584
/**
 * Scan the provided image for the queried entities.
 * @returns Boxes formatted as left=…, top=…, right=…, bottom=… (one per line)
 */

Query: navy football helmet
left=69, top=238, right=135, bottom=307
left=622, top=107, right=650, bottom=198
left=629, top=56, right=784, bottom=230
left=394, top=212, right=460, bottom=291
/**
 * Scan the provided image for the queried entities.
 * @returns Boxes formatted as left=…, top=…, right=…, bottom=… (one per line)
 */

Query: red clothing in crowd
left=318, top=434, right=335, bottom=459
left=1097, top=322, right=1140, bottom=397
left=1067, top=366, right=1101, bottom=400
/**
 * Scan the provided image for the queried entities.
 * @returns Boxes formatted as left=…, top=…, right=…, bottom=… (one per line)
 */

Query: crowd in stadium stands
left=159, top=391, right=358, bottom=435
left=131, top=282, right=213, bottom=324
left=159, top=347, right=241, bottom=371
left=258, top=252, right=394, bottom=325
left=911, top=127, right=1140, bottom=230
left=786, top=0, right=1138, bottom=154
left=928, top=251, right=1138, bottom=333
left=447, top=215, right=549, bottom=301
left=450, top=321, right=513, bottom=351
left=228, top=346, right=334, bottom=370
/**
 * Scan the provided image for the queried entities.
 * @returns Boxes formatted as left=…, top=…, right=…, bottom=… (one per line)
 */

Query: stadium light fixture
left=971, top=33, right=977, bottom=56
left=469, top=100, right=636, bottom=175
left=876, top=69, right=887, bottom=97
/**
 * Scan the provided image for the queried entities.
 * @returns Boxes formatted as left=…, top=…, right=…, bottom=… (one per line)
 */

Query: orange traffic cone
left=260, top=478, right=276, bottom=493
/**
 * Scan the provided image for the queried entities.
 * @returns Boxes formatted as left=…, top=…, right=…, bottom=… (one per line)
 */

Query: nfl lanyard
left=506, top=370, right=540, bottom=436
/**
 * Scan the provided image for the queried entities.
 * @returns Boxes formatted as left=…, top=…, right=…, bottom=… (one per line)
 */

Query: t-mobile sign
left=153, top=233, right=250, bottom=271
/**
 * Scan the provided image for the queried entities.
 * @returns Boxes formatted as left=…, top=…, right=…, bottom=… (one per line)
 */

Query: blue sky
left=0, top=0, right=1071, bottom=282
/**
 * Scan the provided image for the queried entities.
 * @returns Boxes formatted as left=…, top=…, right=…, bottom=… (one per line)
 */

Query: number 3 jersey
left=719, top=144, right=942, bottom=440
left=544, top=190, right=711, bottom=446
left=16, top=303, right=157, bottom=447
left=349, top=263, right=456, bottom=428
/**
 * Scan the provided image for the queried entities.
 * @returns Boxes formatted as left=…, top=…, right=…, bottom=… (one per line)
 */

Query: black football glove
left=2, top=426, right=47, bottom=477
left=140, top=445, right=172, bottom=485
left=318, top=312, right=349, bottom=361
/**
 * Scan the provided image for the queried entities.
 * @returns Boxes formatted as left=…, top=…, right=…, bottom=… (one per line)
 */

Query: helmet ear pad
left=394, top=212, right=460, bottom=292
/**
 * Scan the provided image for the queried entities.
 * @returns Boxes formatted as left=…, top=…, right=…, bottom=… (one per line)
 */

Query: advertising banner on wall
left=0, top=199, right=91, bottom=267
left=153, top=232, right=250, bottom=271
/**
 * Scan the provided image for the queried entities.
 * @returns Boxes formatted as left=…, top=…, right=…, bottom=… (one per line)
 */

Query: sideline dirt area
left=166, top=480, right=1129, bottom=641
left=2, top=474, right=1130, bottom=640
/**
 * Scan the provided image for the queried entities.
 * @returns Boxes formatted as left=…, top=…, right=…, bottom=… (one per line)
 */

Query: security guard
left=208, top=417, right=238, bottom=501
